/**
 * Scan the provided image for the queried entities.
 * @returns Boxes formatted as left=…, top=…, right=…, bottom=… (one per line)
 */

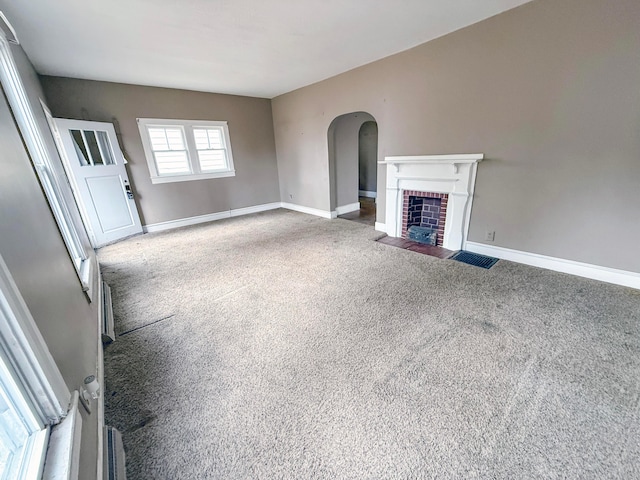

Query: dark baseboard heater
left=102, top=281, right=115, bottom=343
left=104, top=426, right=126, bottom=480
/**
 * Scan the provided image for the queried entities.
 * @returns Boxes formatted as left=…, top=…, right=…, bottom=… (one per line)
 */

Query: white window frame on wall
left=0, top=252, right=71, bottom=479
left=137, top=118, right=236, bottom=184
left=0, top=22, right=92, bottom=294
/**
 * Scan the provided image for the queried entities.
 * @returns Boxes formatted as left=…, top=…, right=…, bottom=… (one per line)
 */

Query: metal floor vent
left=104, top=426, right=127, bottom=480
left=102, top=281, right=115, bottom=344
left=450, top=251, right=499, bottom=269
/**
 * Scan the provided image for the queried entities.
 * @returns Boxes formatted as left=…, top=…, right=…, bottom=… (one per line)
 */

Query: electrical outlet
left=485, top=230, right=495, bottom=242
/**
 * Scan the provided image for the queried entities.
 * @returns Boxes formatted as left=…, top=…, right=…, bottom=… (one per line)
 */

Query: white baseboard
left=143, top=202, right=281, bottom=233
left=143, top=200, right=363, bottom=234
left=465, top=241, right=640, bottom=290
left=335, top=202, right=361, bottom=216
left=280, top=202, right=335, bottom=219
left=375, top=222, right=387, bottom=233
left=144, top=211, right=228, bottom=233
left=229, top=202, right=282, bottom=218
left=359, top=190, right=377, bottom=198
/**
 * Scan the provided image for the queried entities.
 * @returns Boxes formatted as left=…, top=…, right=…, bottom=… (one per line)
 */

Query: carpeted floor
left=99, top=209, right=640, bottom=479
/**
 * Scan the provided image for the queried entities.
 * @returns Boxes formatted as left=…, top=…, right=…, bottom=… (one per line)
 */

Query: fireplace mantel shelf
left=379, top=154, right=483, bottom=165
left=379, top=154, right=483, bottom=174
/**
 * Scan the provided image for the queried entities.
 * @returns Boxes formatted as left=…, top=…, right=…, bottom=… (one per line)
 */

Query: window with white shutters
left=193, top=127, right=228, bottom=172
left=147, top=126, right=190, bottom=175
left=137, top=119, right=235, bottom=184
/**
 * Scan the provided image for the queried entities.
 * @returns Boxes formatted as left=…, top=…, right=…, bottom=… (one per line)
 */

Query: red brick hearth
left=401, top=190, right=449, bottom=247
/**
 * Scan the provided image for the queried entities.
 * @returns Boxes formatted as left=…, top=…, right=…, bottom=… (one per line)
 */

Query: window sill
left=42, top=392, right=82, bottom=480
left=150, top=170, right=235, bottom=184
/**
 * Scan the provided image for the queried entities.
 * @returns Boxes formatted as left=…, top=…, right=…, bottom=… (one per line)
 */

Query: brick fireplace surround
left=402, top=191, right=449, bottom=247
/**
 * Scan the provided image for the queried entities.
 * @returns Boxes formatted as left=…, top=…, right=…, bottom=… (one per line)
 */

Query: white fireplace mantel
left=379, top=153, right=483, bottom=251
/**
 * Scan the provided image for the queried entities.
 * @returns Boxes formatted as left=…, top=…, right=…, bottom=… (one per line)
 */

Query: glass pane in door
left=71, top=130, right=116, bottom=166
left=84, top=131, right=103, bottom=165
left=70, top=129, right=90, bottom=166
left=96, top=131, right=115, bottom=165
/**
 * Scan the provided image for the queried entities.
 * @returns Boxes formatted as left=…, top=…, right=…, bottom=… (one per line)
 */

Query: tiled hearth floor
left=376, top=235, right=454, bottom=259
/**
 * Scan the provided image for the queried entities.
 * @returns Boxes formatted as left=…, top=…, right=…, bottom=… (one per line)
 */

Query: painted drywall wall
left=359, top=121, right=378, bottom=193
left=3, top=45, right=100, bottom=479
left=328, top=112, right=375, bottom=209
left=272, top=0, right=640, bottom=273
left=40, top=77, right=280, bottom=226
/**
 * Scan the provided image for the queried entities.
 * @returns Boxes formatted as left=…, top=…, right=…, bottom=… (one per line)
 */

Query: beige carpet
left=99, top=209, right=640, bottom=479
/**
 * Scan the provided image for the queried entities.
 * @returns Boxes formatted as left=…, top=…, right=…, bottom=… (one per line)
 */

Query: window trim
left=40, top=102, right=95, bottom=299
left=0, top=355, right=50, bottom=478
left=0, top=24, right=91, bottom=297
left=0, top=250, right=69, bottom=425
left=137, top=118, right=235, bottom=184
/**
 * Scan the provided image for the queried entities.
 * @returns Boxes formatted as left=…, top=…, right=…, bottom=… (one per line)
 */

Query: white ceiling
left=0, top=0, right=532, bottom=99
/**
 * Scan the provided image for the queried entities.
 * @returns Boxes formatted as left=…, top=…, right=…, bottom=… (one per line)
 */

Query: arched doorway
left=327, top=112, right=378, bottom=225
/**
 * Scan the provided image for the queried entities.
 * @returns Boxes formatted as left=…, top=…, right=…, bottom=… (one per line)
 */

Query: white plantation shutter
left=147, top=127, right=190, bottom=175
left=138, top=118, right=235, bottom=183
left=193, top=127, right=228, bottom=171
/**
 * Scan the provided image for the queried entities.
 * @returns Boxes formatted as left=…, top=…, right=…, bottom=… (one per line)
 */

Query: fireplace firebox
left=402, top=191, right=448, bottom=247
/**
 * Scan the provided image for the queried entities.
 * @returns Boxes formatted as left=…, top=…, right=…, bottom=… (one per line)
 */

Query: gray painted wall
left=272, top=0, right=640, bottom=273
left=3, top=45, right=99, bottom=479
left=358, top=121, right=378, bottom=193
left=40, top=77, right=281, bottom=226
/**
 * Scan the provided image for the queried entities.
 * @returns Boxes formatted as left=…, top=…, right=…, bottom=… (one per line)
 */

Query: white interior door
left=52, top=118, right=143, bottom=247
